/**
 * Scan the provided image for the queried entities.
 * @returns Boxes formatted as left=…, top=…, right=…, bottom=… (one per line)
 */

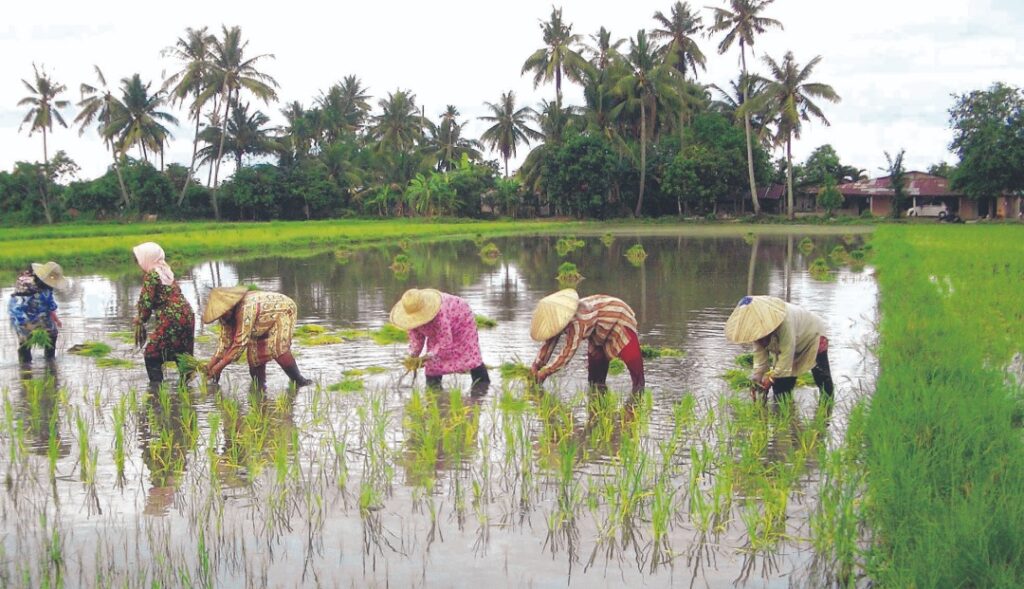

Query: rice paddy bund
left=0, top=227, right=882, bottom=587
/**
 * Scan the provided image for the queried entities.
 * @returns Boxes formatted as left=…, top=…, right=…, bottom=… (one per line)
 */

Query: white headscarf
left=133, top=242, right=175, bottom=286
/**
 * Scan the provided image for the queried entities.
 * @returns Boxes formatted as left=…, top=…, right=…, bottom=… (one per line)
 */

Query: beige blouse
left=752, top=302, right=826, bottom=379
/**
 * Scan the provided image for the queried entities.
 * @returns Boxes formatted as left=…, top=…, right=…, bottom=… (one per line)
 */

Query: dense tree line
left=5, top=2, right=850, bottom=224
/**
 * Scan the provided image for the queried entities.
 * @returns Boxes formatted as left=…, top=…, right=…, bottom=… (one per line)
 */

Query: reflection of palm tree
left=747, top=234, right=760, bottom=295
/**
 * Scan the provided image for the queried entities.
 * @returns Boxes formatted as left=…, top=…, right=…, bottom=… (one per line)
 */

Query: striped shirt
left=533, top=295, right=638, bottom=379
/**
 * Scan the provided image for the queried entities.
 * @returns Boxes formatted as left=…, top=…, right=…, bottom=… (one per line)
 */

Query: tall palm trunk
left=634, top=96, right=647, bottom=217
left=741, top=42, right=761, bottom=216
left=786, top=134, right=795, bottom=220
left=41, top=128, right=53, bottom=224
left=503, top=155, right=509, bottom=178
left=109, top=142, right=131, bottom=209
left=177, top=107, right=202, bottom=206
left=210, top=82, right=232, bottom=220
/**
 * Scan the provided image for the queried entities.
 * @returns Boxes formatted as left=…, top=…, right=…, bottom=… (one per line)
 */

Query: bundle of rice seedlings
left=372, top=324, right=409, bottom=345
left=625, top=244, right=648, bottom=265
left=475, top=315, right=498, bottom=328
left=600, top=233, right=615, bottom=247
left=96, top=358, right=135, bottom=369
left=68, top=341, right=112, bottom=358
left=402, top=356, right=426, bottom=372
left=798, top=237, right=816, bottom=254
left=479, top=242, right=501, bottom=258
left=25, top=329, right=53, bottom=350
left=609, top=358, right=626, bottom=375
left=176, top=353, right=208, bottom=375
left=641, top=345, right=684, bottom=359
left=499, top=361, right=532, bottom=381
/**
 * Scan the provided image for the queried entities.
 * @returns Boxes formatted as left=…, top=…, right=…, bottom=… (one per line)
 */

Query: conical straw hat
left=202, top=286, right=250, bottom=324
left=724, top=295, right=787, bottom=343
left=389, top=288, right=443, bottom=330
left=530, top=289, right=580, bottom=341
left=31, top=262, right=68, bottom=290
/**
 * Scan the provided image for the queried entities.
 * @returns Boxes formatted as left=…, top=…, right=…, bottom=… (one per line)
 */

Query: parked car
left=907, top=203, right=948, bottom=217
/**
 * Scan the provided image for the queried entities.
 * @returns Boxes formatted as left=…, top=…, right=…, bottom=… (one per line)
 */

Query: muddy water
left=0, top=229, right=877, bottom=587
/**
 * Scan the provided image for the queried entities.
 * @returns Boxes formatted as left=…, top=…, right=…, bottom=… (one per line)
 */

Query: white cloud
left=1, top=0, right=1022, bottom=182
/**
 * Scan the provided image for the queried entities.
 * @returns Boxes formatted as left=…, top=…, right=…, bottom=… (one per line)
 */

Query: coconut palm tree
left=651, top=2, right=706, bottom=79
left=18, top=63, right=69, bottom=223
left=710, top=73, right=770, bottom=143
left=202, top=25, right=279, bottom=219
left=613, top=29, right=683, bottom=216
left=197, top=102, right=278, bottom=172
left=106, top=74, right=178, bottom=166
left=162, top=26, right=216, bottom=205
left=746, top=51, right=840, bottom=219
left=708, top=0, right=783, bottom=215
left=521, top=6, right=586, bottom=109
left=317, top=77, right=371, bottom=144
left=74, top=65, right=131, bottom=208
left=478, top=91, right=542, bottom=177
left=369, top=89, right=426, bottom=154
left=425, top=106, right=483, bottom=171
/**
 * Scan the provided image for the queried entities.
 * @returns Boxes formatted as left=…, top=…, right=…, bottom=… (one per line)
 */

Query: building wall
left=959, top=198, right=978, bottom=220
left=871, top=195, right=892, bottom=217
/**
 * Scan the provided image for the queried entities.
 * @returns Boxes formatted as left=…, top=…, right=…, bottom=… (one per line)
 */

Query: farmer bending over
left=530, top=289, right=645, bottom=394
left=725, top=295, right=834, bottom=402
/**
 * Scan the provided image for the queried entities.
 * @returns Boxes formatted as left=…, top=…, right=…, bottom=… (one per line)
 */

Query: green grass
left=0, top=218, right=584, bottom=280
left=863, top=225, right=1024, bottom=586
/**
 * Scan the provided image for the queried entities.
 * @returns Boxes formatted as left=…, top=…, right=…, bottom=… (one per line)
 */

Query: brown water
left=0, top=229, right=877, bottom=587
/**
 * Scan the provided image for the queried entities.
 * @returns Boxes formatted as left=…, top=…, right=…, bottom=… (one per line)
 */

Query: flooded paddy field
left=0, top=228, right=876, bottom=587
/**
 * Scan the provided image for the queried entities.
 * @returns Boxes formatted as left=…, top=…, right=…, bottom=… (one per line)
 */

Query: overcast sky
left=1, top=0, right=1022, bottom=182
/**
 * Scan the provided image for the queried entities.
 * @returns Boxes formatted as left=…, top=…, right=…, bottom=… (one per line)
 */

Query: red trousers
left=587, top=328, right=645, bottom=393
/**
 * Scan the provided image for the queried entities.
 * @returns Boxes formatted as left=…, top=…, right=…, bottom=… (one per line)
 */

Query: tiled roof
left=837, top=172, right=960, bottom=197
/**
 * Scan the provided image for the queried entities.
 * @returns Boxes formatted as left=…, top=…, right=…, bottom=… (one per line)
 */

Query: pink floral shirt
left=408, top=293, right=483, bottom=377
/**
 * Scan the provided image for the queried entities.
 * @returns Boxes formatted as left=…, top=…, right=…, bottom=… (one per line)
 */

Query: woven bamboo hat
left=724, top=295, right=787, bottom=343
left=530, top=289, right=580, bottom=341
left=31, top=262, right=68, bottom=290
left=202, top=286, right=250, bottom=324
left=389, top=288, right=443, bottom=330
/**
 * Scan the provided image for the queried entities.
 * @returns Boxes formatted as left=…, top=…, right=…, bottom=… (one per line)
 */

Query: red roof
left=758, top=184, right=787, bottom=200
left=837, top=172, right=960, bottom=198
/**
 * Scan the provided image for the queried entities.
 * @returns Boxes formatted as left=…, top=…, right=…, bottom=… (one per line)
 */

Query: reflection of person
left=133, top=242, right=196, bottom=383
left=529, top=289, right=645, bottom=394
left=8, top=262, right=67, bottom=363
left=725, top=295, right=835, bottom=401
left=390, top=288, right=489, bottom=393
left=203, top=287, right=312, bottom=390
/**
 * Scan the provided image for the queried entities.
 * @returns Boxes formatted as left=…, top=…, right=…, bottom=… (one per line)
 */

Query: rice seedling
left=112, top=396, right=128, bottom=484
left=479, top=242, right=501, bottom=258
left=600, top=233, right=615, bottom=247
left=390, top=253, right=412, bottom=274
left=327, top=377, right=364, bottom=393
left=370, top=324, right=408, bottom=345
left=556, top=261, right=583, bottom=286
left=68, top=341, right=112, bottom=358
left=334, top=246, right=353, bottom=264
left=474, top=314, right=498, bottom=328
left=625, top=244, right=648, bottom=266
left=798, top=237, right=815, bottom=254
left=809, top=257, right=834, bottom=281
left=398, top=238, right=412, bottom=251
left=499, top=361, right=531, bottom=381
left=829, top=245, right=849, bottom=264
left=555, top=236, right=585, bottom=256
left=95, top=357, right=135, bottom=369
left=640, top=345, right=684, bottom=359
left=743, top=232, right=757, bottom=245
left=608, top=358, right=626, bottom=376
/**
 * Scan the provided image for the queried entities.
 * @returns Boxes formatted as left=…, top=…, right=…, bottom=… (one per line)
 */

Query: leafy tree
left=948, top=83, right=1024, bottom=216
left=521, top=6, right=585, bottom=109
left=492, top=176, right=523, bottom=218
left=369, top=89, right=425, bottom=154
left=708, top=0, right=782, bottom=215
left=927, top=161, right=957, bottom=179
left=220, top=163, right=281, bottom=220
left=198, top=102, right=278, bottom=173
left=817, top=175, right=843, bottom=216
left=18, top=63, right=70, bottom=223
left=447, top=155, right=497, bottom=217
left=162, top=26, right=216, bottom=205
left=747, top=51, right=839, bottom=219
left=479, top=91, right=541, bottom=176
left=885, top=149, right=907, bottom=219
left=799, top=144, right=863, bottom=187
left=544, top=133, right=619, bottom=217
left=281, top=159, right=337, bottom=219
